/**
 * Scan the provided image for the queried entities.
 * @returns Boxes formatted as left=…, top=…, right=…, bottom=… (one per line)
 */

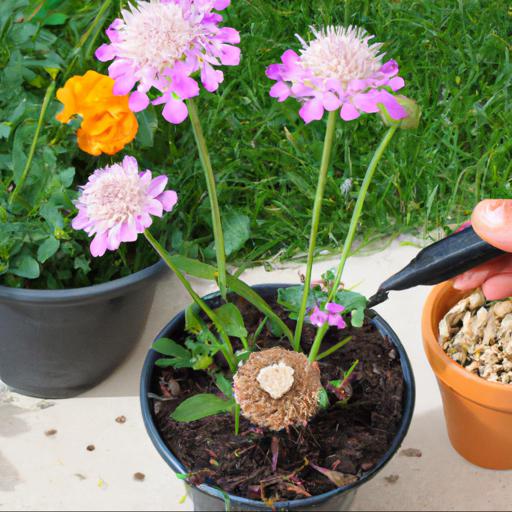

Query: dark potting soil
left=152, top=296, right=405, bottom=502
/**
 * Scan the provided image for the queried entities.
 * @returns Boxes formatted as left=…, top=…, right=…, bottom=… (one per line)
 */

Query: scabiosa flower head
left=95, top=0, right=240, bottom=124
left=266, top=25, right=408, bottom=124
left=309, top=303, right=347, bottom=330
left=72, top=156, right=178, bottom=257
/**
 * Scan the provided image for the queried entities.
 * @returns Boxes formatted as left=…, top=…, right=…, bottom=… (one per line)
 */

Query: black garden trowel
left=366, top=226, right=506, bottom=309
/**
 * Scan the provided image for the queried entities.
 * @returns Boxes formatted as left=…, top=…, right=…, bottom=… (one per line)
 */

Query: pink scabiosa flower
left=95, top=0, right=240, bottom=124
left=72, top=156, right=178, bottom=257
left=309, top=303, right=347, bottom=330
left=266, top=26, right=407, bottom=124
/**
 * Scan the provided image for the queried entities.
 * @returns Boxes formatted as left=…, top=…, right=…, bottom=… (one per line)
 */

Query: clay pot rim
left=422, top=281, right=512, bottom=411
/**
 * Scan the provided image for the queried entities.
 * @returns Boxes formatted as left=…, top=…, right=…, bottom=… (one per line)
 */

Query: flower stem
left=293, top=110, right=338, bottom=351
left=327, top=125, right=399, bottom=302
left=307, top=126, right=399, bottom=363
left=307, top=323, right=329, bottom=363
left=144, top=230, right=237, bottom=373
left=187, top=98, right=228, bottom=300
left=9, top=80, right=56, bottom=207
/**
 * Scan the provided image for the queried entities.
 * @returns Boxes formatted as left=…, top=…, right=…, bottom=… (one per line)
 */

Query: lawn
left=0, top=0, right=510, bottom=285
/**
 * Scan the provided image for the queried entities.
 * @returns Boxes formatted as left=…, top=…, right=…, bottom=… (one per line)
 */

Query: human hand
left=453, top=199, right=512, bottom=300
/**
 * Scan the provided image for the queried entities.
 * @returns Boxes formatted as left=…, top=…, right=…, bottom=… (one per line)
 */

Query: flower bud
left=379, top=95, right=420, bottom=130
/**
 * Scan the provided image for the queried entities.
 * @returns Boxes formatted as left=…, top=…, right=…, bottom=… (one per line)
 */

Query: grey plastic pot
left=140, top=284, right=415, bottom=512
left=0, top=260, right=166, bottom=399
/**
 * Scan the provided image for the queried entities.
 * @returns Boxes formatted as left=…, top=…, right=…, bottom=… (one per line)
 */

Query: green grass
left=149, top=0, right=511, bottom=264
left=3, top=0, right=511, bottom=280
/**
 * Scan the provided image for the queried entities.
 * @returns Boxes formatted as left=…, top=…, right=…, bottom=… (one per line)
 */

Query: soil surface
left=152, top=295, right=405, bottom=503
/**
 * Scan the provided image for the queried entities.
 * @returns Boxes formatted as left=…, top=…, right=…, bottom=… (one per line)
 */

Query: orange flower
left=56, top=70, right=138, bottom=156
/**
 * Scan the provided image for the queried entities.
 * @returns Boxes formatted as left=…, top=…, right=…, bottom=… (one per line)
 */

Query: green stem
left=308, top=323, right=329, bottom=363
left=187, top=98, right=228, bottom=300
left=9, top=81, right=56, bottom=207
left=316, top=336, right=352, bottom=361
left=144, top=230, right=237, bottom=373
left=327, top=125, right=399, bottom=302
left=293, top=111, right=338, bottom=351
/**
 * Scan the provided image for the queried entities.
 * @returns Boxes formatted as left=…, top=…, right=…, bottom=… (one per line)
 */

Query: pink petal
left=353, top=93, right=380, bottom=114
left=107, top=225, right=122, bottom=251
left=377, top=91, right=408, bottom=120
left=326, top=303, right=345, bottom=314
left=109, top=59, right=133, bottom=79
left=72, top=212, right=90, bottom=230
left=147, top=199, right=164, bottom=217
left=90, top=232, right=108, bottom=257
left=148, top=175, right=168, bottom=197
left=95, top=43, right=116, bottom=62
left=281, top=49, right=299, bottom=68
left=201, top=63, right=223, bottom=92
left=113, top=74, right=136, bottom=95
left=269, top=81, right=290, bottom=102
left=162, top=98, right=189, bottom=124
left=388, top=76, right=405, bottom=91
left=217, top=27, right=240, bottom=44
left=340, top=103, right=360, bottom=121
left=170, top=69, right=199, bottom=99
left=213, top=0, right=230, bottom=9
left=157, top=190, right=178, bottom=211
left=106, top=19, right=123, bottom=43
left=266, top=63, right=282, bottom=80
left=122, top=155, right=139, bottom=171
left=322, top=92, right=342, bottom=111
left=380, top=59, right=399, bottom=77
left=299, top=98, right=324, bottom=124
left=120, top=219, right=138, bottom=243
left=129, top=91, right=150, bottom=112
left=219, top=44, right=240, bottom=66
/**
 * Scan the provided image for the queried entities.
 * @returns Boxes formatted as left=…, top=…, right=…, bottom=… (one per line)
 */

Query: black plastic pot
left=140, top=284, right=415, bottom=512
left=0, top=260, right=166, bottom=399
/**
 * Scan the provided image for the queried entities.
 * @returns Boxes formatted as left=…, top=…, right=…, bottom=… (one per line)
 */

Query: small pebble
left=86, top=444, right=96, bottom=452
left=385, top=474, right=399, bottom=484
left=133, top=472, right=146, bottom=481
left=361, top=462, right=374, bottom=471
left=75, top=474, right=87, bottom=481
left=400, top=448, right=422, bottom=458
left=45, top=429, right=57, bottom=437
left=115, top=416, right=127, bottom=424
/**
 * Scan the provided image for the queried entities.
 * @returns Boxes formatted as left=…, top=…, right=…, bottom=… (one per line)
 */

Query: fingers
left=472, top=199, right=512, bottom=252
left=453, top=254, right=512, bottom=294
left=481, top=274, right=512, bottom=301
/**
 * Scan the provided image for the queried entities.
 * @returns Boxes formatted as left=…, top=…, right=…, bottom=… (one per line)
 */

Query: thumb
left=472, top=199, right=512, bottom=253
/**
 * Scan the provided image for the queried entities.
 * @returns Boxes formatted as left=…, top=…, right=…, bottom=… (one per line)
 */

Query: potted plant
left=423, top=281, right=512, bottom=469
left=0, top=1, right=168, bottom=398
left=72, top=1, right=418, bottom=508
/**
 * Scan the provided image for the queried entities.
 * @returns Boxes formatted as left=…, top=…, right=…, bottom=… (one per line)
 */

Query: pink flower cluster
left=95, top=0, right=240, bottom=124
left=266, top=26, right=407, bottom=124
left=309, top=303, right=347, bottom=330
left=72, top=156, right=178, bottom=257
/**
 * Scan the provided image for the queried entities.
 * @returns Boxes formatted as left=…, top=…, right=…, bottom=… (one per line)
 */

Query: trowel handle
left=379, top=226, right=506, bottom=291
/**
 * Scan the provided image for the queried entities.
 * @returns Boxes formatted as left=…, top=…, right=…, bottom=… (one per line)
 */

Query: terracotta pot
left=422, top=281, right=512, bottom=469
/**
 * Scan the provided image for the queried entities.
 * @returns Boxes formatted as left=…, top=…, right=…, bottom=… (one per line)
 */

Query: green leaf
left=169, top=255, right=293, bottom=343
left=185, top=303, right=204, bottom=334
left=171, top=394, right=235, bottom=422
left=222, top=210, right=251, bottom=256
left=155, top=357, right=194, bottom=369
left=136, top=107, right=158, bottom=147
left=10, top=254, right=40, bottom=279
left=152, top=338, right=191, bottom=358
left=334, top=290, right=367, bottom=328
left=318, top=388, right=330, bottom=409
left=215, top=374, right=233, bottom=398
left=42, top=13, right=68, bottom=26
left=214, top=303, right=248, bottom=339
left=0, top=123, right=11, bottom=139
left=37, top=236, right=59, bottom=263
